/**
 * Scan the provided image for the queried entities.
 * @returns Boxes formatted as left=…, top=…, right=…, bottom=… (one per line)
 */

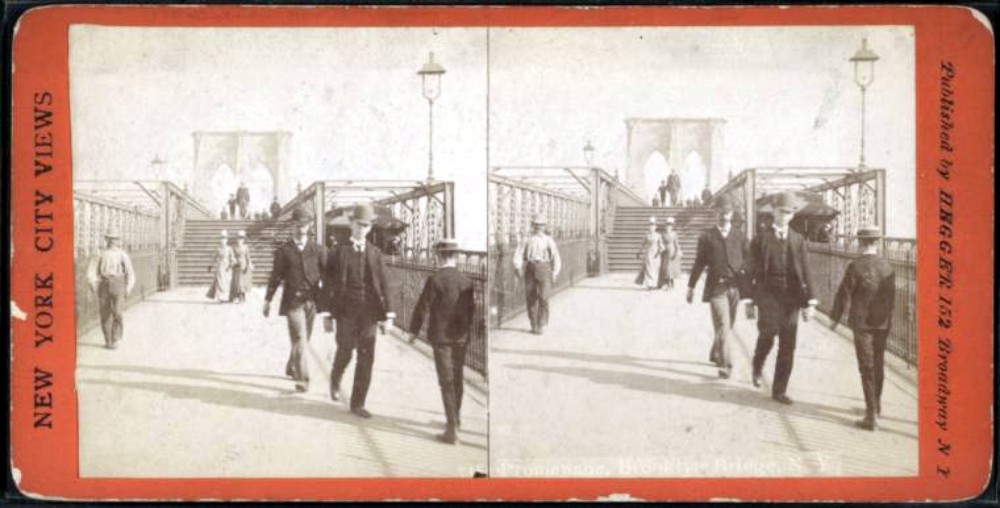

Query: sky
left=489, top=26, right=916, bottom=237
left=70, top=25, right=916, bottom=243
left=69, top=26, right=488, bottom=249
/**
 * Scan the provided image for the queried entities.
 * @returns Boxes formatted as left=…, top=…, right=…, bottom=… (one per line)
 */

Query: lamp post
left=150, top=153, right=167, bottom=179
left=850, top=38, right=879, bottom=169
left=418, top=52, right=446, bottom=182
left=583, top=140, right=595, bottom=167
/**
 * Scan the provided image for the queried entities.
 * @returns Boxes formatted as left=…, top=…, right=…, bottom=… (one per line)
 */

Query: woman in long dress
left=206, top=230, right=234, bottom=303
left=658, top=217, right=683, bottom=289
left=635, top=218, right=664, bottom=289
left=230, top=230, right=253, bottom=303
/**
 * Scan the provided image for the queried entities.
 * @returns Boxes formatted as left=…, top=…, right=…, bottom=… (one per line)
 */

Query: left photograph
left=70, top=26, right=488, bottom=477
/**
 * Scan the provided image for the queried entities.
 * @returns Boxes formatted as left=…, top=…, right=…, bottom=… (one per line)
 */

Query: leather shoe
left=718, top=368, right=731, bottom=379
left=855, top=418, right=878, bottom=431
left=330, top=389, right=341, bottom=402
left=772, top=394, right=794, bottom=405
left=294, top=382, right=308, bottom=393
left=351, top=407, right=373, bottom=419
left=752, top=373, right=763, bottom=388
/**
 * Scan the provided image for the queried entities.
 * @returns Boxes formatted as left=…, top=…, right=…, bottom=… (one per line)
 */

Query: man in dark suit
left=263, top=206, right=326, bottom=393
left=746, top=191, right=817, bottom=405
left=687, top=196, right=749, bottom=378
left=236, top=182, right=251, bottom=219
left=658, top=180, right=668, bottom=208
left=407, top=239, right=476, bottom=444
left=667, top=171, right=682, bottom=207
left=269, top=196, right=281, bottom=221
left=324, top=203, right=395, bottom=418
left=830, top=227, right=896, bottom=431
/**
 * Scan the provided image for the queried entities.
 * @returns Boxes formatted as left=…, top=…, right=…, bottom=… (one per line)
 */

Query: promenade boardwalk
left=77, top=287, right=487, bottom=478
left=490, top=273, right=917, bottom=477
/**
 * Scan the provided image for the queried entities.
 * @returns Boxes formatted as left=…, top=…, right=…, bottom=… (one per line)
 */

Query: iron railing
left=806, top=237, right=917, bottom=367
left=490, top=237, right=589, bottom=327
left=386, top=250, right=488, bottom=375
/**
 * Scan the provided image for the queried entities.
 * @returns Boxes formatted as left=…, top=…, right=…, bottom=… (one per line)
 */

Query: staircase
left=177, top=220, right=290, bottom=287
left=607, top=206, right=718, bottom=273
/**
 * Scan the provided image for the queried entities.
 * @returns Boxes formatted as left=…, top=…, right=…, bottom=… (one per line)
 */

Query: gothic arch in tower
left=190, top=131, right=293, bottom=211
left=624, top=118, right=725, bottom=202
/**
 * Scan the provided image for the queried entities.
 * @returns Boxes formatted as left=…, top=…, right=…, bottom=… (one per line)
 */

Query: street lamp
left=417, top=52, right=446, bottom=182
left=583, top=140, right=595, bottom=167
left=150, top=153, right=167, bottom=178
left=850, top=38, right=879, bottom=169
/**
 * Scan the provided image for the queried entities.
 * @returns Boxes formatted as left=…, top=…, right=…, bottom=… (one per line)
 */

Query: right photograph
left=487, top=26, right=917, bottom=477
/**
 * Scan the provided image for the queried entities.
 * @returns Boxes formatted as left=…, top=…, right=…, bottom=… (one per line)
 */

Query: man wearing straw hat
left=745, top=191, right=817, bottom=405
left=514, top=213, right=562, bottom=335
left=264, top=205, right=326, bottom=392
left=829, top=226, right=896, bottom=431
left=325, top=203, right=395, bottom=418
left=687, top=195, right=749, bottom=379
left=86, top=231, right=135, bottom=349
left=407, top=238, right=476, bottom=444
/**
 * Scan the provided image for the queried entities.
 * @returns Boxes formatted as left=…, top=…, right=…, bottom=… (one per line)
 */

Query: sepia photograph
left=487, top=26, right=918, bottom=477
left=69, top=26, right=489, bottom=477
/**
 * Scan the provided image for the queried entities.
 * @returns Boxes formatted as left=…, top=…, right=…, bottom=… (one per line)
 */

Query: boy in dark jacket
left=830, top=227, right=896, bottom=431
left=408, top=239, right=476, bottom=444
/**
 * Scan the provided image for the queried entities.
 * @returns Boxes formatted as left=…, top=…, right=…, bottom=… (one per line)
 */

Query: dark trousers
left=433, top=343, right=468, bottom=426
left=752, top=291, right=801, bottom=397
left=854, top=329, right=888, bottom=419
left=708, top=286, right=740, bottom=370
left=285, top=300, right=316, bottom=384
left=525, top=261, right=552, bottom=331
left=331, top=312, right=378, bottom=410
left=98, top=275, right=127, bottom=346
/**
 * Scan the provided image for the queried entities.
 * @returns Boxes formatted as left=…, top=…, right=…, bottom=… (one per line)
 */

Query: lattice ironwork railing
left=387, top=250, right=488, bottom=375
left=275, top=180, right=456, bottom=255
left=807, top=238, right=917, bottom=367
left=74, top=193, right=161, bottom=259
left=489, top=173, right=591, bottom=246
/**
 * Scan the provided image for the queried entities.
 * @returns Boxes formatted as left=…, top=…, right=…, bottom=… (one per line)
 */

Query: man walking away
left=237, top=181, right=251, bottom=219
left=325, top=204, right=395, bottom=418
left=746, top=191, right=817, bottom=405
left=407, top=239, right=476, bottom=444
left=513, top=213, right=562, bottom=335
left=86, top=231, right=135, bottom=349
left=263, top=206, right=326, bottom=393
left=686, top=196, right=749, bottom=378
left=270, top=196, right=281, bottom=221
left=829, top=227, right=895, bottom=431
left=667, top=171, right=682, bottom=207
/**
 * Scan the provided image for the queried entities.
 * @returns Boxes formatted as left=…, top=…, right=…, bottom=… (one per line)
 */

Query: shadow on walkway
left=80, top=376, right=487, bottom=451
left=501, top=362, right=917, bottom=442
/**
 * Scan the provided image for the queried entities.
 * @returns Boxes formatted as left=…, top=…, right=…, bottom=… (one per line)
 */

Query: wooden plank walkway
left=489, top=273, right=918, bottom=477
left=77, top=287, right=487, bottom=478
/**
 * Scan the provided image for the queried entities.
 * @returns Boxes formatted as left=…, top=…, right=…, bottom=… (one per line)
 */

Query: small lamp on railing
left=583, top=140, right=595, bottom=168
left=418, top=52, right=446, bottom=183
left=850, top=38, right=879, bottom=170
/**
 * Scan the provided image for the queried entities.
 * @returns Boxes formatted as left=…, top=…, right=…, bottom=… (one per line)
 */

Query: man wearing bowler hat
left=745, top=191, right=817, bottom=404
left=513, top=213, right=562, bottom=335
left=86, top=231, right=136, bottom=349
left=325, top=203, right=395, bottom=418
left=830, top=226, right=896, bottom=431
left=407, top=238, right=476, bottom=444
left=687, top=195, right=750, bottom=379
left=263, top=205, right=326, bottom=392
